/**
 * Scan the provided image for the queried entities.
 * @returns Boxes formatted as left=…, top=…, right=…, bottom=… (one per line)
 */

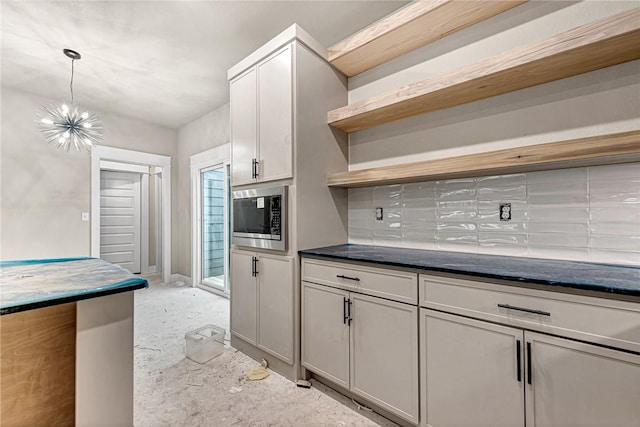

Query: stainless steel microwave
left=232, top=186, right=287, bottom=251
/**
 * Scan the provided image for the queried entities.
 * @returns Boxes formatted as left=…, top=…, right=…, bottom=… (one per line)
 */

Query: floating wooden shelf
left=327, top=131, right=640, bottom=187
left=328, top=8, right=640, bottom=133
left=328, top=0, right=526, bottom=77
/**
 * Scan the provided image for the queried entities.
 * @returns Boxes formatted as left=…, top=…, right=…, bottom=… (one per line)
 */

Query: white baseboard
left=142, top=265, right=158, bottom=274
left=169, top=273, right=192, bottom=286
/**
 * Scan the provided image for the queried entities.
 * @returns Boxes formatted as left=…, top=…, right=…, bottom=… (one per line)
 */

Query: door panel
left=350, top=293, right=419, bottom=424
left=230, top=251, right=257, bottom=344
left=100, top=171, right=141, bottom=273
left=257, top=45, right=292, bottom=182
left=231, top=68, right=257, bottom=185
left=525, top=332, right=640, bottom=427
left=422, top=309, right=525, bottom=427
left=302, top=282, right=350, bottom=388
left=256, top=255, right=294, bottom=363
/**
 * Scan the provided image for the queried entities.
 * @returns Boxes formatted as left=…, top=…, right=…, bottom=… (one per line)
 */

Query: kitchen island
left=0, top=257, right=148, bottom=426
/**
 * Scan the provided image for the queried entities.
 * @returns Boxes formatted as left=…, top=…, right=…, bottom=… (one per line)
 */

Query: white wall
left=176, top=103, right=230, bottom=276
left=0, top=86, right=178, bottom=266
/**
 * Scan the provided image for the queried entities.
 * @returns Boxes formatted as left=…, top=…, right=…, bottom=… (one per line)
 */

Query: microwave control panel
left=270, top=196, right=281, bottom=237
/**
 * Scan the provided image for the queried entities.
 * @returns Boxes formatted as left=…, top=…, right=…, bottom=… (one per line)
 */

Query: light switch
left=82, top=212, right=90, bottom=222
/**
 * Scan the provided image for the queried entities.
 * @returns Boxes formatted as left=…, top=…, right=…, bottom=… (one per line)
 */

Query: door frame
left=91, top=146, right=172, bottom=284
left=190, top=143, right=230, bottom=296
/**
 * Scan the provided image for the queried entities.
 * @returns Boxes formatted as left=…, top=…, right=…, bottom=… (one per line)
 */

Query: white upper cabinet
left=231, top=45, right=293, bottom=186
left=230, top=68, right=258, bottom=186
left=258, top=46, right=292, bottom=183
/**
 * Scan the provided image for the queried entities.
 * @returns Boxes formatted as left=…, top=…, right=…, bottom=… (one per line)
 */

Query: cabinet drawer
left=302, top=258, right=418, bottom=305
left=420, top=274, right=640, bottom=353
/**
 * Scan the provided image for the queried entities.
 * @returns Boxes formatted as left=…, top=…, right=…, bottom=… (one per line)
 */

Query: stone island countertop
left=0, top=257, right=148, bottom=315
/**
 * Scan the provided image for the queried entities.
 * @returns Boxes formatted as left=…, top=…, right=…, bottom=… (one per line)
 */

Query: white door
left=256, top=254, right=294, bottom=363
left=350, top=293, right=419, bottom=424
left=257, top=45, right=292, bottom=182
left=230, top=68, right=257, bottom=186
left=230, top=250, right=257, bottom=345
left=100, top=170, right=141, bottom=273
left=525, top=331, right=640, bottom=427
left=422, top=309, right=525, bottom=427
left=301, top=282, right=350, bottom=389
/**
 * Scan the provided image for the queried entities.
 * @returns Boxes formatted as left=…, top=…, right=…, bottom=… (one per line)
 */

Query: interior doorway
left=91, top=146, right=172, bottom=284
left=191, top=144, right=230, bottom=296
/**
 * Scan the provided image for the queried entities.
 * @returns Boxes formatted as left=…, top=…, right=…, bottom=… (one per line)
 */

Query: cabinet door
left=230, top=68, right=257, bottom=186
left=525, top=332, right=640, bottom=427
left=350, top=293, right=419, bottom=424
left=256, top=254, right=294, bottom=363
left=230, top=251, right=257, bottom=344
left=257, top=45, right=292, bottom=183
left=422, top=309, right=525, bottom=427
left=301, top=282, right=350, bottom=388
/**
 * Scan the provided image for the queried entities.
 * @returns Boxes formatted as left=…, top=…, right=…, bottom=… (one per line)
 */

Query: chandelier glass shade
left=38, top=49, right=103, bottom=152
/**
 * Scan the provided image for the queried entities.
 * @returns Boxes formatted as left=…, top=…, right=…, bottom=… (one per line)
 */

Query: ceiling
left=1, top=0, right=405, bottom=129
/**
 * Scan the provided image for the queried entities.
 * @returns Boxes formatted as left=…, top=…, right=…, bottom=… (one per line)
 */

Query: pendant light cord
left=70, top=58, right=75, bottom=104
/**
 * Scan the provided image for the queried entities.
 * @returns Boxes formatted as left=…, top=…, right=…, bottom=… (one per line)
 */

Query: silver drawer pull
left=337, top=274, right=360, bottom=282
left=498, top=304, right=550, bottom=317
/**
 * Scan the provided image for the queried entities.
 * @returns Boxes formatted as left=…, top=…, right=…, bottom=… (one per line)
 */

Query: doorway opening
left=191, top=144, right=230, bottom=296
left=201, top=165, right=230, bottom=291
left=91, top=146, right=171, bottom=284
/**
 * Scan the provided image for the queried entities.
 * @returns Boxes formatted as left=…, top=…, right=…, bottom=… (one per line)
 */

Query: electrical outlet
left=499, top=203, right=511, bottom=221
left=375, top=207, right=383, bottom=221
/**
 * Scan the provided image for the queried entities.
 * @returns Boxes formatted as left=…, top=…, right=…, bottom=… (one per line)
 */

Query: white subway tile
left=527, top=168, right=587, bottom=184
left=589, top=163, right=640, bottom=182
left=590, top=221, right=640, bottom=236
left=437, top=222, right=477, bottom=231
left=528, top=180, right=587, bottom=195
left=590, top=234, right=640, bottom=251
left=589, top=180, right=640, bottom=194
left=477, top=185, right=527, bottom=201
left=478, top=244, right=528, bottom=257
left=590, top=207, right=640, bottom=222
left=590, top=249, right=640, bottom=266
left=528, top=193, right=589, bottom=205
left=478, top=221, right=527, bottom=232
left=477, top=174, right=526, bottom=187
left=528, top=246, right=589, bottom=262
left=589, top=192, right=640, bottom=206
left=479, top=233, right=527, bottom=245
left=528, top=233, right=588, bottom=248
left=528, top=206, right=589, bottom=222
left=528, top=221, right=588, bottom=234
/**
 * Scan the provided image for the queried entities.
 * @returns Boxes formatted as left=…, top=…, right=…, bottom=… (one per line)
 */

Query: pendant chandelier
left=38, top=49, right=103, bottom=152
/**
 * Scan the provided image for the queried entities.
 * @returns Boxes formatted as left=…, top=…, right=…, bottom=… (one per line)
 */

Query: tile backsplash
left=348, top=162, right=640, bottom=266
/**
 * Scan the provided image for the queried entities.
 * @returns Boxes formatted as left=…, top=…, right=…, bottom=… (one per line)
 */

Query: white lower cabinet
left=421, top=309, right=640, bottom=427
left=526, top=332, right=640, bottom=427
left=302, top=282, right=350, bottom=388
left=421, top=310, right=525, bottom=427
left=231, top=250, right=294, bottom=363
left=302, top=281, right=419, bottom=424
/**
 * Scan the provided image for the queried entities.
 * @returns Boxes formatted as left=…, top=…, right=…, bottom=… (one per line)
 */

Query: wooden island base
left=1, top=302, right=76, bottom=426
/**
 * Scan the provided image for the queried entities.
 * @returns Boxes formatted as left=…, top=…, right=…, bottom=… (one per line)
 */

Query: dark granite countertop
left=299, top=244, right=640, bottom=299
left=1, top=257, right=149, bottom=315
